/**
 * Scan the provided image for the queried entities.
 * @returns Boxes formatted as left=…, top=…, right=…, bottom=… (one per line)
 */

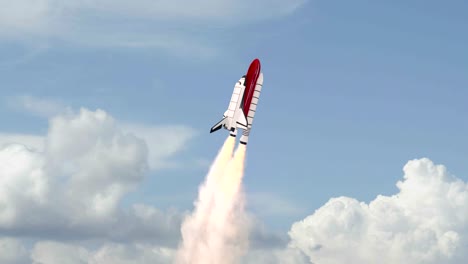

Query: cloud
left=89, top=243, right=175, bottom=264
left=25, top=218, right=292, bottom=264
left=0, top=0, right=307, bottom=28
left=287, top=158, right=468, bottom=264
left=242, top=248, right=309, bottom=264
left=0, top=108, right=186, bottom=245
left=122, top=123, right=196, bottom=170
left=0, top=237, right=29, bottom=264
left=29, top=241, right=176, bottom=264
left=24, top=238, right=307, bottom=264
left=5, top=95, right=196, bottom=170
left=0, top=0, right=307, bottom=52
left=4, top=101, right=466, bottom=264
left=3, top=111, right=467, bottom=264
left=29, top=241, right=305, bottom=264
left=32, top=241, right=89, bottom=264
left=0, top=0, right=56, bottom=38
left=30, top=241, right=176, bottom=264
left=68, top=0, right=306, bottom=21
left=8, top=95, right=69, bottom=118
left=0, top=133, right=44, bottom=151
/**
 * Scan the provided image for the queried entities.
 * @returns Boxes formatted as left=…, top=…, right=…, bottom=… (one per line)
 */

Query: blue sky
left=2, top=0, right=468, bottom=224
left=0, top=1, right=467, bottom=263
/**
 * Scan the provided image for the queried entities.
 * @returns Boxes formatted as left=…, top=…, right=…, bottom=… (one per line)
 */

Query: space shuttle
left=210, top=58, right=264, bottom=145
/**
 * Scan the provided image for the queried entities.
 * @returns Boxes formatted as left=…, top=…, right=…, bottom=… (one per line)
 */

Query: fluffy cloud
left=0, top=133, right=44, bottom=152
left=288, top=158, right=468, bottom=264
left=0, top=108, right=186, bottom=244
left=3, top=105, right=466, bottom=264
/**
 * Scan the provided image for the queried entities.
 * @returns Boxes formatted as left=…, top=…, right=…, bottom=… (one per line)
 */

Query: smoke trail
left=176, top=138, right=249, bottom=264
left=206, top=144, right=249, bottom=263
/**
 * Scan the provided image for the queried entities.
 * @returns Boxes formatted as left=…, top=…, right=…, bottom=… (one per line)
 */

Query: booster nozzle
left=230, top=128, right=237, bottom=137
left=240, top=130, right=249, bottom=145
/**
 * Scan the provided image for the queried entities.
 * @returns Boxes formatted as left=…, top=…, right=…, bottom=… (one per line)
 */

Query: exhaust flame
left=175, top=137, right=249, bottom=264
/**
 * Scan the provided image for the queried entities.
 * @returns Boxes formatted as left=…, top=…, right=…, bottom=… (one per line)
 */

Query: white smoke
left=176, top=136, right=250, bottom=264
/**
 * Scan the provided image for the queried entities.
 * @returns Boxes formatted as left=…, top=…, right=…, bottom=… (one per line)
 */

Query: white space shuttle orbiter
left=210, top=58, right=264, bottom=145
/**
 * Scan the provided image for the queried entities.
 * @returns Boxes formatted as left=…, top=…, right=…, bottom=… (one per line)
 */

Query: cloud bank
left=0, top=106, right=466, bottom=263
left=0, top=108, right=188, bottom=246
left=287, top=158, right=468, bottom=264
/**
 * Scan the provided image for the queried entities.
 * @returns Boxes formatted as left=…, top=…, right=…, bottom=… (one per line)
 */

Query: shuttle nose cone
left=250, top=58, right=261, bottom=71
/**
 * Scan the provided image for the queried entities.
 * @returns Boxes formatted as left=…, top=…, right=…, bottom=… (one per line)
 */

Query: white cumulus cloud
left=288, top=158, right=468, bottom=264
left=3, top=103, right=466, bottom=264
left=0, top=107, right=186, bottom=244
left=0, top=133, right=44, bottom=152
